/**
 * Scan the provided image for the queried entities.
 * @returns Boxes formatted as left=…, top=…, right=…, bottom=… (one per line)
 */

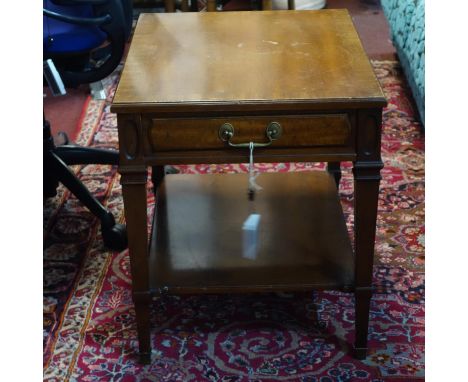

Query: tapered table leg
left=207, top=0, right=216, bottom=11
left=151, top=166, right=165, bottom=194
left=120, top=169, right=151, bottom=364
left=352, top=109, right=384, bottom=359
left=262, top=0, right=273, bottom=10
left=353, top=164, right=381, bottom=358
left=164, top=0, right=176, bottom=12
left=181, top=0, right=189, bottom=11
left=327, top=161, right=342, bottom=188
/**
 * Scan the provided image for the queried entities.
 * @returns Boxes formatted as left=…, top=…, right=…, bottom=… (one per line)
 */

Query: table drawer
left=147, top=114, right=352, bottom=152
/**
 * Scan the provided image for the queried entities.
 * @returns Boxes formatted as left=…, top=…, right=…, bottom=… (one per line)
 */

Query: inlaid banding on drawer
left=148, top=114, right=352, bottom=152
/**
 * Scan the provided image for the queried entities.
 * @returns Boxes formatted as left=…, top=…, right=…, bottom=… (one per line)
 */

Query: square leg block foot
left=354, top=347, right=368, bottom=360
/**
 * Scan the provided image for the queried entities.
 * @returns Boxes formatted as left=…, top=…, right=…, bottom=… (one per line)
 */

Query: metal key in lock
left=248, top=141, right=262, bottom=200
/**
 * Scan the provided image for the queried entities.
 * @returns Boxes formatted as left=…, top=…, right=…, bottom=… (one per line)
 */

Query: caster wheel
left=101, top=215, right=128, bottom=251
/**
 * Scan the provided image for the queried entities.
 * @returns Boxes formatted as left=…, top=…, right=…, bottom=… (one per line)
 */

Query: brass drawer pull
left=219, top=122, right=282, bottom=148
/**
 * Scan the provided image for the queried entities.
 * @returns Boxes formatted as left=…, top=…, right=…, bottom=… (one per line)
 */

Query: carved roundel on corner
left=122, top=118, right=139, bottom=160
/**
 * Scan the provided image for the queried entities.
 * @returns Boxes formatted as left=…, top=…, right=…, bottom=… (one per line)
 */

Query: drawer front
left=148, top=114, right=352, bottom=152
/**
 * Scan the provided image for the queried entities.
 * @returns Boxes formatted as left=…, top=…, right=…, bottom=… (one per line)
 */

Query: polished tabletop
left=112, top=10, right=386, bottom=113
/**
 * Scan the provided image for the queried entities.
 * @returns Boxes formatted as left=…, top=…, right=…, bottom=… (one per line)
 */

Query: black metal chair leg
left=55, top=145, right=119, bottom=165
left=43, top=120, right=60, bottom=198
left=47, top=151, right=127, bottom=250
left=44, top=170, right=60, bottom=198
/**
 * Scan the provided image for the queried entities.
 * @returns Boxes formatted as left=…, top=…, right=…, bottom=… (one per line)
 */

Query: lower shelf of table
left=149, top=171, right=354, bottom=294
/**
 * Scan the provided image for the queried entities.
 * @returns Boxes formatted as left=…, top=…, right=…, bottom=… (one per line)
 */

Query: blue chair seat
left=43, top=1, right=107, bottom=54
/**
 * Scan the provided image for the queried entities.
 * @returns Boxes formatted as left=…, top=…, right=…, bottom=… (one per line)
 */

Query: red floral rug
left=43, top=61, right=424, bottom=381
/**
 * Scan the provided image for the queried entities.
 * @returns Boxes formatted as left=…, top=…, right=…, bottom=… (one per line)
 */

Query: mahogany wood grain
left=111, top=11, right=385, bottom=114
left=113, top=10, right=386, bottom=362
left=149, top=172, right=354, bottom=294
left=352, top=108, right=383, bottom=359
left=116, top=114, right=152, bottom=364
left=141, top=147, right=357, bottom=166
left=120, top=173, right=151, bottom=364
left=148, top=114, right=352, bottom=151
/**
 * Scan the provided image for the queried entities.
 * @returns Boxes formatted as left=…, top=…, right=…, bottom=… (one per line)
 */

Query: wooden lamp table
left=111, top=10, right=386, bottom=364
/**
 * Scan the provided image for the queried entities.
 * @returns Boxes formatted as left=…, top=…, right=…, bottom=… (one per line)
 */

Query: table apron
left=141, top=149, right=357, bottom=166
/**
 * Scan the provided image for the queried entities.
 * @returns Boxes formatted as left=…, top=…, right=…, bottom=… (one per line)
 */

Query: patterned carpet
left=43, top=61, right=425, bottom=381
